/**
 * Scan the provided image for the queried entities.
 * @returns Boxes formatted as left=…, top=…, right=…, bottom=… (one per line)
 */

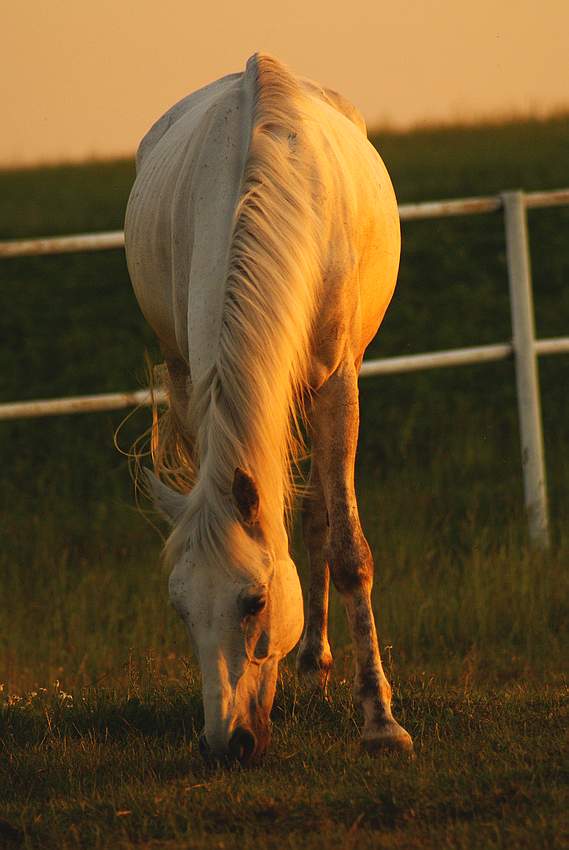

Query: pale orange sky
left=3, top=0, right=568, bottom=166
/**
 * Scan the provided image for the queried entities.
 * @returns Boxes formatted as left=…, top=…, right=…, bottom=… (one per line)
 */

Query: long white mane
left=162, top=54, right=322, bottom=569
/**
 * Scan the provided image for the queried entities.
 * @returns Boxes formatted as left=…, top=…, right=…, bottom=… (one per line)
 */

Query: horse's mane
left=161, top=53, right=321, bottom=570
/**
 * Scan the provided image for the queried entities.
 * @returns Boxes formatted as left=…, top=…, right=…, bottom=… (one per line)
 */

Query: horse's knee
left=327, top=526, right=373, bottom=595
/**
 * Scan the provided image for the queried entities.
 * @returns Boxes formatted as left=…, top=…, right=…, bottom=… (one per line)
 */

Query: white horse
left=125, top=53, right=412, bottom=763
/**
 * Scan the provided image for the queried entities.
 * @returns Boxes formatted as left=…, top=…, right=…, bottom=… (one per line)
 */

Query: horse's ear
left=232, top=468, right=260, bottom=525
left=144, top=468, right=186, bottom=525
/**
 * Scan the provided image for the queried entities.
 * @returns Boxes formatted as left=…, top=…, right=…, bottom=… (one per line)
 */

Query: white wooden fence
left=2, top=188, right=568, bottom=548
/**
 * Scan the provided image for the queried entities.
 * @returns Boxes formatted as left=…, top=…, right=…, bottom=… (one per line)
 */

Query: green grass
left=1, top=114, right=568, bottom=848
left=1, top=672, right=567, bottom=849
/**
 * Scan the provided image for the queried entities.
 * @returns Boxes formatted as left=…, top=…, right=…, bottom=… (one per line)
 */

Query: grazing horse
left=125, top=53, right=412, bottom=763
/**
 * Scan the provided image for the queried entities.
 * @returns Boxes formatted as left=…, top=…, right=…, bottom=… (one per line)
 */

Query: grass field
left=1, top=673, right=567, bottom=850
left=1, top=115, right=568, bottom=848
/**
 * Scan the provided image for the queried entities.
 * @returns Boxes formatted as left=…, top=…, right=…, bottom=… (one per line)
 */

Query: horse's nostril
left=228, top=726, right=256, bottom=763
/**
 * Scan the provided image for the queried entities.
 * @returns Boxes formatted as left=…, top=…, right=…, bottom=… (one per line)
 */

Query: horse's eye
left=242, top=594, right=266, bottom=617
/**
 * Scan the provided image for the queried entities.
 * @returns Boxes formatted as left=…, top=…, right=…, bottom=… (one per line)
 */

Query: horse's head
left=148, top=468, right=304, bottom=764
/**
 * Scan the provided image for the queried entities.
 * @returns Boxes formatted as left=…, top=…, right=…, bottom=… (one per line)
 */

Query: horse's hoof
left=362, top=724, right=414, bottom=757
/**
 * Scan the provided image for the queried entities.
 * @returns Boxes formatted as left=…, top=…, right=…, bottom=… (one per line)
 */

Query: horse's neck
left=195, top=393, right=289, bottom=555
left=185, top=466, right=290, bottom=572
left=188, top=54, right=321, bottom=554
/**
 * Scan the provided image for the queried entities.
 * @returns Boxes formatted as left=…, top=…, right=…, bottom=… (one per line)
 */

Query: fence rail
left=2, top=189, right=569, bottom=259
left=2, top=187, right=568, bottom=547
left=2, top=337, right=568, bottom=422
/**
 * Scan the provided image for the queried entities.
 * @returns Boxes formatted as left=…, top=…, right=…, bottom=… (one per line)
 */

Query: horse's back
left=125, top=65, right=256, bottom=374
left=135, top=73, right=242, bottom=171
left=125, top=54, right=400, bottom=382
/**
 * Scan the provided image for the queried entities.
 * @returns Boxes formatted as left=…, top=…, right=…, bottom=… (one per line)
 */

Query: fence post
left=502, top=191, right=550, bottom=548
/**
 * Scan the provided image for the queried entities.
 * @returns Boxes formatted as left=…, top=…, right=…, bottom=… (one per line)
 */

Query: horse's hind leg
left=296, top=460, right=333, bottom=688
left=311, top=359, right=412, bottom=753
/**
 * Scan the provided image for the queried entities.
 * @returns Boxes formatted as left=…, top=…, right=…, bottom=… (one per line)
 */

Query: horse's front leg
left=312, top=360, right=413, bottom=753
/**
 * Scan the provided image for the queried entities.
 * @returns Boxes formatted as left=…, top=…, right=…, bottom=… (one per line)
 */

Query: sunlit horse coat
left=125, top=54, right=412, bottom=762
